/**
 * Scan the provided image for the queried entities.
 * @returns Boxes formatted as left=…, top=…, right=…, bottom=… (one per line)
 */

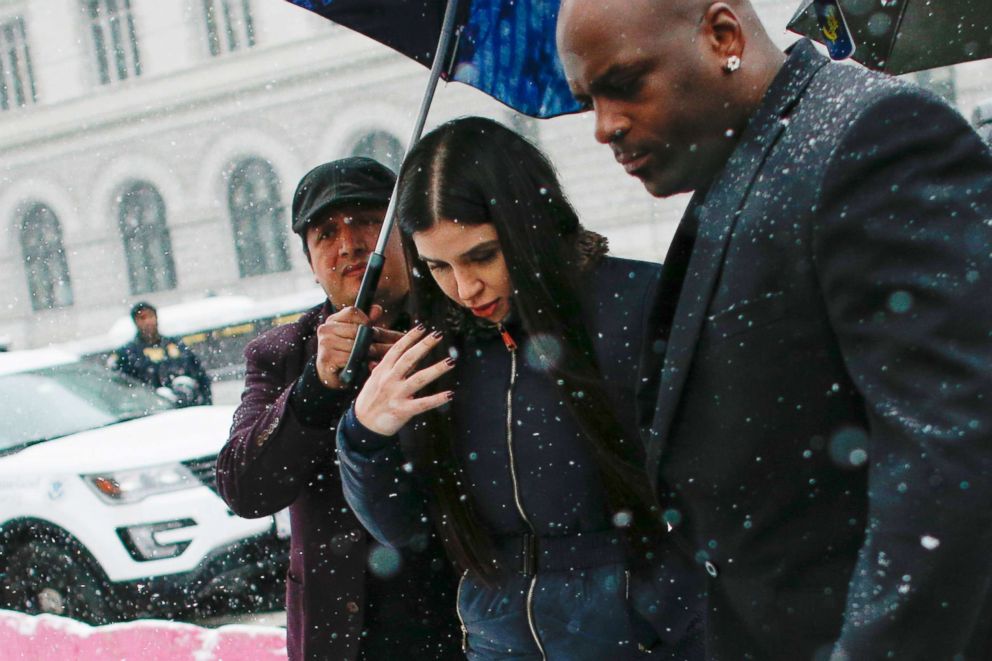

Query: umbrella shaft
left=343, top=0, right=462, bottom=384
left=370, top=0, right=462, bottom=260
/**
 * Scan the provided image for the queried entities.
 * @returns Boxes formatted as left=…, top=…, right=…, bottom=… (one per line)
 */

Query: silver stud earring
left=723, top=55, right=741, bottom=73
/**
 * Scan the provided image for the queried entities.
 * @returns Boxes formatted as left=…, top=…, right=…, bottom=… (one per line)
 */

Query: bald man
left=559, top=1, right=992, bottom=659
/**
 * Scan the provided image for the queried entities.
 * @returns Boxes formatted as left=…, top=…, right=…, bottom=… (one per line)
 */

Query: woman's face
left=413, top=219, right=512, bottom=324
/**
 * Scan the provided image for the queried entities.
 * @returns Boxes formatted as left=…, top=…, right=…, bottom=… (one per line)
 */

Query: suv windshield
left=0, top=361, right=173, bottom=451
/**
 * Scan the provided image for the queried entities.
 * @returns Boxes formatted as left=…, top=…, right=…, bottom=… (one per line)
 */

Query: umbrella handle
left=340, top=324, right=375, bottom=386
left=340, top=252, right=384, bottom=386
left=353, top=252, right=385, bottom=314
left=340, top=0, right=462, bottom=385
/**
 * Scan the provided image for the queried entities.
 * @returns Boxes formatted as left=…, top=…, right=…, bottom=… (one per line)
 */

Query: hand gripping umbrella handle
left=340, top=252, right=385, bottom=385
left=339, top=0, right=462, bottom=386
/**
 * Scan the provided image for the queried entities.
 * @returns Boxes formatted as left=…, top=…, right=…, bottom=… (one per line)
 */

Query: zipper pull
left=497, top=324, right=517, bottom=351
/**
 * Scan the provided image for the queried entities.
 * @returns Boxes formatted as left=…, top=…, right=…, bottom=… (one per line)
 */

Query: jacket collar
left=646, top=39, right=829, bottom=479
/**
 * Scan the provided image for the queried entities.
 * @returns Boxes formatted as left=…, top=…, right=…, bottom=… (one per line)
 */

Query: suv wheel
left=2, top=539, right=116, bottom=625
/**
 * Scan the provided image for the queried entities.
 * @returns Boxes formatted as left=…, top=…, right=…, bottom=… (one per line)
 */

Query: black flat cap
left=291, top=157, right=396, bottom=235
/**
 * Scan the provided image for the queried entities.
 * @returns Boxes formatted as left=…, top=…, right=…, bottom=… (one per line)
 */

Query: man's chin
left=327, top=288, right=358, bottom=310
left=639, top=170, right=693, bottom=199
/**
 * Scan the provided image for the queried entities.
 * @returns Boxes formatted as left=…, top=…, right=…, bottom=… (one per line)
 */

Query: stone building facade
left=1, top=0, right=989, bottom=349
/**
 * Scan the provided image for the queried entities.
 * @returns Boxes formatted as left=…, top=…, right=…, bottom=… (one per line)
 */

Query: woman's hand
left=354, top=325, right=455, bottom=436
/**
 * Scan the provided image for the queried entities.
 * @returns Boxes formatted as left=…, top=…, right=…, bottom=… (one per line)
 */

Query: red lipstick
left=470, top=299, right=500, bottom=318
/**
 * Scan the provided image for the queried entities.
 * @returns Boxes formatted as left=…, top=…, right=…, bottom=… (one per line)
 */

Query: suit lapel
left=646, top=41, right=829, bottom=481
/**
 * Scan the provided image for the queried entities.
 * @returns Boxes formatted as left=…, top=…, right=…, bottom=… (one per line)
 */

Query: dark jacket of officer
left=112, top=335, right=212, bottom=406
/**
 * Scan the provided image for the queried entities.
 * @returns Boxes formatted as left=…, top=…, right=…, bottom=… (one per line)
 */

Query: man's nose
left=593, top=101, right=629, bottom=146
left=337, top=223, right=371, bottom=256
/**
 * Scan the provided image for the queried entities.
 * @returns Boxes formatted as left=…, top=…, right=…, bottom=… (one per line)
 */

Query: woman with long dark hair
left=337, top=117, right=701, bottom=659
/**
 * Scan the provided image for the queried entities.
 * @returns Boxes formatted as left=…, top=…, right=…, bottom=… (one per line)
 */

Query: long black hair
left=396, top=116, right=659, bottom=578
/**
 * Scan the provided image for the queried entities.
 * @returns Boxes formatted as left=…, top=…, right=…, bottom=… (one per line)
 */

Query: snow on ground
left=0, top=609, right=287, bottom=660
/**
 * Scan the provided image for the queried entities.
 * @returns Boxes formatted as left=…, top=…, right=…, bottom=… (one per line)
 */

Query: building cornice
left=0, top=31, right=420, bottom=157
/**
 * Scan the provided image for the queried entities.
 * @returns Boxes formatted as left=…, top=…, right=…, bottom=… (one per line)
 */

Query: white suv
left=0, top=349, right=288, bottom=623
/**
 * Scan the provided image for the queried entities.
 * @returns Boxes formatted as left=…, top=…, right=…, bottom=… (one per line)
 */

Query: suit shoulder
left=594, top=255, right=662, bottom=290
left=586, top=256, right=662, bottom=312
left=599, top=255, right=662, bottom=276
left=809, top=62, right=958, bottom=130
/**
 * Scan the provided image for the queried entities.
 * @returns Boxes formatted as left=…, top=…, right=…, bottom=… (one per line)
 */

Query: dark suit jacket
left=647, top=40, right=992, bottom=660
left=216, top=301, right=460, bottom=660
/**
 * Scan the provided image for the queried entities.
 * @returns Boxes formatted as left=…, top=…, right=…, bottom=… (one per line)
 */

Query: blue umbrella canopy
left=286, top=0, right=580, bottom=118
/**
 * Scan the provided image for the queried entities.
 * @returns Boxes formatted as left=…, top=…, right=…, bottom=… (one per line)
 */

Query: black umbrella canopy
left=295, top=0, right=460, bottom=67
left=788, top=0, right=992, bottom=74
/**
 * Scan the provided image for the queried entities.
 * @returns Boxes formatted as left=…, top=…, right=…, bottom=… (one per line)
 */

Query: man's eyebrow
left=588, top=62, right=648, bottom=94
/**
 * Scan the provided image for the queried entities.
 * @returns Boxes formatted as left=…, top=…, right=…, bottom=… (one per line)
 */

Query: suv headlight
left=83, top=463, right=197, bottom=504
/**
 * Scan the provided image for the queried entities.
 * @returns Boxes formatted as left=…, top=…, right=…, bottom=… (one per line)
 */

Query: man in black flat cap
left=216, top=157, right=461, bottom=661
left=110, top=300, right=212, bottom=407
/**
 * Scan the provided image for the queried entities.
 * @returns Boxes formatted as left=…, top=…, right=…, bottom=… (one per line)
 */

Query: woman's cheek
left=434, top=272, right=459, bottom=303
left=489, top=263, right=511, bottom=298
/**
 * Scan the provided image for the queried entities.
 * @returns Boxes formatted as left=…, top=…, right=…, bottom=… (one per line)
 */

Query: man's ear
left=703, top=2, right=745, bottom=62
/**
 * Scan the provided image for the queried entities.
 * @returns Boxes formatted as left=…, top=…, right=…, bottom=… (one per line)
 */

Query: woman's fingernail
left=446, top=391, right=455, bottom=401
left=415, top=322, right=426, bottom=331
left=431, top=329, right=444, bottom=339
left=445, top=357, right=456, bottom=366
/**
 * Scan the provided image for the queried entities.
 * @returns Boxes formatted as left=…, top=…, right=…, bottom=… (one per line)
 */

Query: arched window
left=19, top=203, right=73, bottom=311
left=227, top=157, right=290, bottom=277
left=351, top=131, right=404, bottom=172
left=118, top=181, right=176, bottom=294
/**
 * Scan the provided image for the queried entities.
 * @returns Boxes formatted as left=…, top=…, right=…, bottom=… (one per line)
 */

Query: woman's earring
left=723, top=55, right=741, bottom=73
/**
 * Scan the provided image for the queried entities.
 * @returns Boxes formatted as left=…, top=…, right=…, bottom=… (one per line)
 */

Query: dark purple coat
left=216, top=301, right=460, bottom=661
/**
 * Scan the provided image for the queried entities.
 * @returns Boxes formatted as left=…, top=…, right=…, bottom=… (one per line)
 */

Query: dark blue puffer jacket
left=339, top=255, right=661, bottom=539
left=338, top=255, right=702, bottom=659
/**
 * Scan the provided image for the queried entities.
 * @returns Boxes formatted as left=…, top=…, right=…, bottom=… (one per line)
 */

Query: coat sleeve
left=215, top=337, right=351, bottom=518
left=336, top=405, right=430, bottom=549
left=812, top=90, right=992, bottom=659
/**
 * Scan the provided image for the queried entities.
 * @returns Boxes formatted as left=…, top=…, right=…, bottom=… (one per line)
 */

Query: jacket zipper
left=499, top=324, right=547, bottom=661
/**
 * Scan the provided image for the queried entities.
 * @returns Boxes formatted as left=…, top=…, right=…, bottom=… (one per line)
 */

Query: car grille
left=183, top=455, right=220, bottom=496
